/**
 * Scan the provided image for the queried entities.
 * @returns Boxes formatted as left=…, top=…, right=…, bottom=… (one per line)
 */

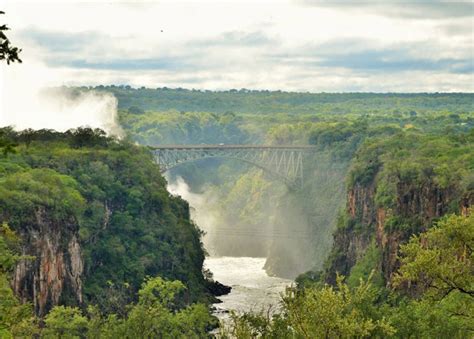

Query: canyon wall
left=325, top=178, right=473, bottom=286
left=12, top=207, right=83, bottom=317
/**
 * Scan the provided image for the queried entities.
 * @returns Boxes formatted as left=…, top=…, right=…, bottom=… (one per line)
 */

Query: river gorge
left=167, top=178, right=293, bottom=317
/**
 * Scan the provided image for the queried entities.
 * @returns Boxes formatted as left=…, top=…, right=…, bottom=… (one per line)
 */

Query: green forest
left=0, top=88, right=473, bottom=338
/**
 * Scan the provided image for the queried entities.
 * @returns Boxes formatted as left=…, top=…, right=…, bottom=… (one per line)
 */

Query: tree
left=386, top=297, right=472, bottom=338
left=225, top=274, right=395, bottom=338
left=42, top=306, right=88, bottom=338
left=392, top=211, right=474, bottom=336
left=0, top=11, right=22, bottom=64
left=0, top=224, right=37, bottom=338
left=394, top=212, right=474, bottom=299
left=77, top=277, right=216, bottom=338
left=120, top=277, right=215, bottom=338
left=283, top=275, right=394, bottom=338
left=0, top=127, right=17, bottom=156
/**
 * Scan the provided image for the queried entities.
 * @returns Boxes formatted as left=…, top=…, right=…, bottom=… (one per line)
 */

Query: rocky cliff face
left=326, top=180, right=473, bottom=285
left=0, top=131, right=215, bottom=319
left=11, top=207, right=83, bottom=317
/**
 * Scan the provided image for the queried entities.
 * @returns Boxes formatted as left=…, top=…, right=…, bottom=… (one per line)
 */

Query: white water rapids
left=204, top=257, right=292, bottom=319
left=167, top=178, right=293, bottom=318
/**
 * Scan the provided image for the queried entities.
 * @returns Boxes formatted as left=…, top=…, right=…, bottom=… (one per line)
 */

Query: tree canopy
left=0, top=11, right=22, bottom=64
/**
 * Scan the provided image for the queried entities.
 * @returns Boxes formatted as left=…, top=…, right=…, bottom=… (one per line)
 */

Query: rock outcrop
left=326, top=179, right=473, bottom=286
left=11, top=207, right=83, bottom=317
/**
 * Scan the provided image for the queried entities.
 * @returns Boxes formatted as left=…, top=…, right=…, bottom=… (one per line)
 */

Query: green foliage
left=0, top=168, right=85, bottom=224
left=0, top=129, right=211, bottom=314
left=294, top=270, right=324, bottom=289
left=349, top=129, right=473, bottom=192
left=119, top=109, right=250, bottom=145
left=225, top=274, right=395, bottom=338
left=348, top=139, right=384, bottom=187
left=0, top=127, right=18, bottom=156
left=43, top=277, right=215, bottom=339
left=373, top=174, right=397, bottom=209
left=74, top=86, right=474, bottom=116
left=285, top=275, right=394, bottom=338
left=42, top=306, right=88, bottom=338
left=128, top=106, right=145, bottom=114
left=116, top=277, right=215, bottom=338
left=335, top=210, right=354, bottom=230
left=222, top=311, right=289, bottom=339
left=0, top=224, right=37, bottom=338
left=0, top=11, right=22, bottom=64
left=137, top=276, right=186, bottom=310
left=386, top=295, right=473, bottom=338
left=0, top=223, right=21, bottom=271
left=1, top=229, right=214, bottom=338
left=340, top=128, right=474, bottom=262
left=347, top=240, right=384, bottom=289
left=388, top=212, right=474, bottom=337
left=394, top=212, right=474, bottom=300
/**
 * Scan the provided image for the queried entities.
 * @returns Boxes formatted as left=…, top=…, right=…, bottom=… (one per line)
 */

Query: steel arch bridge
left=149, top=145, right=316, bottom=188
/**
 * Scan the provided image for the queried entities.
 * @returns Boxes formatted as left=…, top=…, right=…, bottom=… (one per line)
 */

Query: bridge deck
left=149, top=144, right=316, bottom=150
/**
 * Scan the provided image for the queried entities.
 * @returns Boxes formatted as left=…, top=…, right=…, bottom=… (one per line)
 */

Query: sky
left=0, top=0, right=473, bottom=92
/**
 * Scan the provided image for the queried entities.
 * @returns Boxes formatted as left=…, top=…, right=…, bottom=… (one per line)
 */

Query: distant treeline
left=64, top=86, right=474, bottom=115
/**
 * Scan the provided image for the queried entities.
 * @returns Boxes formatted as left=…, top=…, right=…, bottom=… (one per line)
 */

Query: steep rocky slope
left=323, top=131, right=474, bottom=286
left=0, top=128, right=213, bottom=316
left=11, top=208, right=83, bottom=316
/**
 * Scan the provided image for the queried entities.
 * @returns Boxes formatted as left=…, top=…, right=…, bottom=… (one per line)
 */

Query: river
left=204, top=256, right=292, bottom=320
left=167, top=179, right=293, bottom=319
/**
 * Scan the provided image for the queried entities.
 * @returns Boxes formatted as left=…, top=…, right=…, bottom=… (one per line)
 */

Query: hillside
left=0, top=127, right=214, bottom=317
left=323, top=130, right=474, bottom=286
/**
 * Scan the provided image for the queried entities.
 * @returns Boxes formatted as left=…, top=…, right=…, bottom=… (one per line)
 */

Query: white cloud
left=0, top=0, right=472, bottom=92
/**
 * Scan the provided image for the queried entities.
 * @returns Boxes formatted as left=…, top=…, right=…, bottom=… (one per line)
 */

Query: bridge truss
left=150, top=145, right=316, bottom=188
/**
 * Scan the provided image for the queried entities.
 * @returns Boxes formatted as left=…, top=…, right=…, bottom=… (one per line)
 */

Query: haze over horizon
left=1, top=0, right=473, bottom=93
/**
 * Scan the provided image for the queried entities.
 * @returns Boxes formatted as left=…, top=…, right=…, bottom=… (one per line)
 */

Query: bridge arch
left=149, top=145, right=316, bottom=189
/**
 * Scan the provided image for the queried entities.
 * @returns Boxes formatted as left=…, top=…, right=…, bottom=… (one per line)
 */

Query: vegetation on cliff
left=40, top=277, right=215, bottom=338
left=0, top=128, right=213, bottom=316
left=1, top=236, right=216, bottom=338
left=323, top=127, right=473, bottom=286
left=0, top=224, right=37, bottom=337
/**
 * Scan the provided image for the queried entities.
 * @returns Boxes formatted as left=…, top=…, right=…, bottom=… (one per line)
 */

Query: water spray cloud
left=167, top=176, right=219, bottom=256
left=0, top=60, right=123, bottom=136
